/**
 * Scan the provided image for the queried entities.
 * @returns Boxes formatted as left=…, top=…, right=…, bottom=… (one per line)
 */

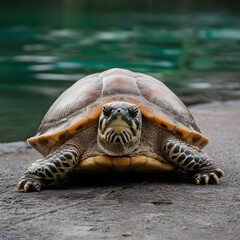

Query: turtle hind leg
left=162, top=137, right=224, bottom=185
left=18, top=147, right=80, bottom=192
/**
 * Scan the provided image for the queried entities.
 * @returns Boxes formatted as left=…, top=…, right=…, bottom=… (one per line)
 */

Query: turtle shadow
left=47, top=170, right=191, bottom=190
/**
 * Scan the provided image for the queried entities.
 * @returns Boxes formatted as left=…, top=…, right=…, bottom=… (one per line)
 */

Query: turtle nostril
left=117, top=109, right=121, bottom=113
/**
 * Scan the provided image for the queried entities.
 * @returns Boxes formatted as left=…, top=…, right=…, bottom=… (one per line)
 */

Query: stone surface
left=0, top=101, right=240, bottom=240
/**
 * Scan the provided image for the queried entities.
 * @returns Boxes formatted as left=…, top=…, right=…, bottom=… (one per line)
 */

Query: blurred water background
left=0, top=0, right=240, bottom=142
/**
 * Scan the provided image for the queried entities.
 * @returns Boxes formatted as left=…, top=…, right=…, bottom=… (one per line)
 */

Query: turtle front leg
left=18, top=146, right=80, bottom=192
left=161, top=137, right=224, bottom=185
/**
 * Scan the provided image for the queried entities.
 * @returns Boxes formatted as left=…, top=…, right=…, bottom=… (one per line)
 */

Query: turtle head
left=97, top=101, right=142, bottom=156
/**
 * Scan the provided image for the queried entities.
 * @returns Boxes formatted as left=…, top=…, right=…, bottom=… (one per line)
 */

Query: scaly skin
left=162, top=137, right=224, bottom=184
left=18, top=147, right=80, bottom=192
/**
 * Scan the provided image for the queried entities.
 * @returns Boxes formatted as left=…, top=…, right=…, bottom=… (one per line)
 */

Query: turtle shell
left=28, top=68, right=209, bottom=156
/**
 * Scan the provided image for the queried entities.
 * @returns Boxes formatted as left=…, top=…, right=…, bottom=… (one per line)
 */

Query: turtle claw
left=195, top=178, right=200, bottom=185
left=194, top=168, right=224, bottom=185
left=18, top=175, right=43, bottom=192
left=23, top=184, right=30, bottom=192
left=216, top=169, right=225, bottom=178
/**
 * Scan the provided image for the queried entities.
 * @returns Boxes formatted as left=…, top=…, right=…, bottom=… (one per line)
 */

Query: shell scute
left=50, top=129, right=70, bottom=142
left=139, top=103, right=156, bottom=119
left=185, top=132, right=209, bottom=148
left=154, top=115, right=175, bottom=131
left=67, top=117, right=90, bottom=134
left=76, top=157, right=107, bottom=173
left=87, top=102, right=103, bottom=120
left=28, top=135, right=56, bottom=156
left=102, top=74, right=140, bottom=96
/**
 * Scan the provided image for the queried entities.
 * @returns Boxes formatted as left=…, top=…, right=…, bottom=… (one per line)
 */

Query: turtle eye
left=102, top=105, right=112, bottom=117
left=128, top=106, right=138, bottom=118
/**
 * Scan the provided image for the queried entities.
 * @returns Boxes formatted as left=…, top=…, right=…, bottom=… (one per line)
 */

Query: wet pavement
left=0, top=101, right=240, bottom=240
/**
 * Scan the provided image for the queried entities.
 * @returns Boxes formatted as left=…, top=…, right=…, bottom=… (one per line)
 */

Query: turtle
left=18, top=68, right=224, bottom=192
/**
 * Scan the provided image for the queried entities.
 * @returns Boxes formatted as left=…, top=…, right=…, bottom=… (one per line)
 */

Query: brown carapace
left=28, top=68, right=209, bottom=156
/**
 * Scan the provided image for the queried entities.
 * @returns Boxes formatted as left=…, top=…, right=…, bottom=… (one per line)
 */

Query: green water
left=0, top=1, right=240, bottom=142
